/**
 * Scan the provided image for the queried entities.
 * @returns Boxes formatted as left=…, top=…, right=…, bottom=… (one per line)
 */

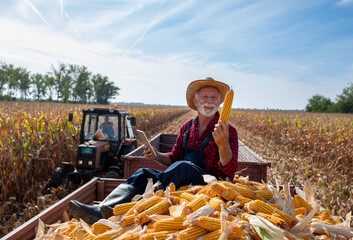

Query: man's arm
left=142, top=145, right=172, bottom=167
left=212, top=120, right=233, bottom=166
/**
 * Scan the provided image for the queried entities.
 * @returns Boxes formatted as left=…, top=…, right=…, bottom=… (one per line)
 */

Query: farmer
left=100, top=116, right=114, bottom=137
left=69, top=77, right=239, bottom=224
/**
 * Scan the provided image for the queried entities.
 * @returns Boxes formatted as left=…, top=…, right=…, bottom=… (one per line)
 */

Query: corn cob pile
left=34, top=177, right=353, bottom=240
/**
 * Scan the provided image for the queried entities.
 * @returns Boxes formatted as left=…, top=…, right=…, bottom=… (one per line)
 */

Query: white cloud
left=336, top=0, right=353, bottom=6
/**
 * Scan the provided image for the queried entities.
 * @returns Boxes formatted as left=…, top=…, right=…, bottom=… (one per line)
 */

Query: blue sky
left=1, top=0, right=353, bottom=110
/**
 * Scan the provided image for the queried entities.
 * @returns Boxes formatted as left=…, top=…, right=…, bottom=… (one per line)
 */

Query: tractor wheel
left=49, top=167, right=68, bottom=188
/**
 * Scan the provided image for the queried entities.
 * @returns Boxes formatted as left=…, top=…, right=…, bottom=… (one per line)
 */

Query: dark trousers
left=125, top=161, right=207, bottom=194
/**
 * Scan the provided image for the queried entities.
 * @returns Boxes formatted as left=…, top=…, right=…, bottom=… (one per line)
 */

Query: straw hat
left=186, top=77, right=230, bottom=110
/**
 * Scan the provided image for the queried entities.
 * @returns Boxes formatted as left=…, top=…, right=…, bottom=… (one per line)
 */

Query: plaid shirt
left=167, top=112, right=238, bottom=180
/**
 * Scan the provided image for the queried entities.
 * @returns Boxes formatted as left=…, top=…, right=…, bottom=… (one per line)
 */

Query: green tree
left=31, top=73, right=45, bottom=100
left=0, top=62, right=8, bottom=96
left=91, top=74, right=120, bottom=104
left=51, top=63, right=72, bottom=102
left=334, top=82, right=353, bottom=113
left=17, top=67, right=31, bottom=100
left=6, top=64, right=23, bottom=98
left=44, top=74, right=55, bottom=101
left=70, top=64, right=92, bottom=103
left=306, top=94, right=334, bottom=112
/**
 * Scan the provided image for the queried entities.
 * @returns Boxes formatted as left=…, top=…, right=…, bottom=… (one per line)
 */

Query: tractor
left=49, top=105, right=137, bottom=187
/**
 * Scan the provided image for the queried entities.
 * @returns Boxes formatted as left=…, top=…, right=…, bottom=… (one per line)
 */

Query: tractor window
left=84, top=114, right=98, bottom=140
left=97, top=115, right=119, bottom=141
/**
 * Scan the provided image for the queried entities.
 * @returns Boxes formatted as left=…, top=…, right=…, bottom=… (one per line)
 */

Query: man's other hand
left=142, top=144, right=158, bottom=161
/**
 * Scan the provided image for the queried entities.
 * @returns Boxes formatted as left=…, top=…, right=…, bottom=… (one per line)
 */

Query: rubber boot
left=69, top=183, right=139, bottom=224
left=99, top=183, right=139, bottom=219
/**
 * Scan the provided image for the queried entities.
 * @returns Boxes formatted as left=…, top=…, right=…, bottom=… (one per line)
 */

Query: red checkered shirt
left=167, top=112, right=238, bottom=180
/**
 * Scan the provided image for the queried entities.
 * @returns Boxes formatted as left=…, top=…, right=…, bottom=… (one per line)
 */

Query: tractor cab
left=49, top=106, right=137, bottom=187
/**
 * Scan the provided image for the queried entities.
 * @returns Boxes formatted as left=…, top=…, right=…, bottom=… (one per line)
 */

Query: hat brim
left=186, top=79, right=230, bottom=110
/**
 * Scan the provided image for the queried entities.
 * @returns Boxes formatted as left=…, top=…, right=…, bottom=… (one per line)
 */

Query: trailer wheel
left=49, top=167, right=68, bottom=188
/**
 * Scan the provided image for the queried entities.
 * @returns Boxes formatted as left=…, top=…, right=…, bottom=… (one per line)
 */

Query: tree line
left=306, top=82, right=353, bottom=113
left=0, top=62, right=120, bottom=104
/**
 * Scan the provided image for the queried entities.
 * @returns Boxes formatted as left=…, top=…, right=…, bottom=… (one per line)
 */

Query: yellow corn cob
left=203, top=226, right=244, bottom=240
left=248, top=199, right=298, bottom=227
left=180, top=192, right=197, bottom=203
left=134, top=196, right=164, bottom=214
left=135, top=199, right=170, bottom=225
left=320, top=209, right=332, bottom=220
left=169, top=182, right=176, bottom=192
left=170, top=190, right=184, bottom=198
left=91, top=222, right=112, bottom=235
left=234, top=183, right=258, bottom=192
left=256, top=212, right=290, bottom=230
left=221, top=187, right=241, bottom=201
left=235, top=195, right=252, bottom=208
left=324, top=218, right=336, bottom=225
left=76, top=228, right=87, bottom=239
left=234, top=185, right=265, bottom=201
left=248, top=200, right=275, bottom=214
left=295, top=207, right=307, bottom=216
left=219, top=88, right=234, bottom=123
left=296, top=214, right=305, bottom=219
left=273, top=209, right=298, bottom=227
left=119, top=232, right=140, bottom=240
left=177, top=226, right=208, bottom=240
left=93, top=229, right=121, bottom=240
left=292, top=196, right=301, bottom=209
left=120, top=214, right=135, bottom=227
left=155, top=189, right=164, bottom=197
left=205, top=189, right=218, bottom=198
left=183, top=194, right=207, bottom=215
left=294, top=195, right=313, bottom=213
left=140, top=231, right=172, bottom=240
left=210, top=211, right=220, bottom=218
left=209, top=197, right=224, bottom=211
left=82, top=232, right=95, bottom=240
left=268, top=203, right=282, bottom=210
left=153, top=216, right=187, bottom=231
left=196, top=216, right=223, bottom=231
left=254, top=189, right=274, bottom=200
left=210, top=182, right=225, bottom=197
left=170, top=196, right=181, bottom=205
left=67, top=227, right=78, bottom=238
left=58, top=224, right=76, bottom=235
left=179, top=186, right=189, bottom=190
left=320, top=235, right=329, bottom=239
left=124, top=198, right=146, bottom=216
left=113, top=201, right=137, bottom=216
left=196, top=185, right=210, bottom=195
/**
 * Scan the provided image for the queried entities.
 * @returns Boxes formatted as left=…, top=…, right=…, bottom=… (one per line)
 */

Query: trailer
left=2, top=134, right=270, bottom=240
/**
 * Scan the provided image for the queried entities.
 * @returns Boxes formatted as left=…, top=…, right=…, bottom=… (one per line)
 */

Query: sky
left=1, top=0, right=353, bottom=110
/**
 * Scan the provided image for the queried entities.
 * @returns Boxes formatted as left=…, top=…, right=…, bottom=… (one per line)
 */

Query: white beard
left=195, top=100, right=219, bottom=117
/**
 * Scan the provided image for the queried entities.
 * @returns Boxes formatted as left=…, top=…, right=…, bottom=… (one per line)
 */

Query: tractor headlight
left=88, top=161, right=93, bottom=165
left=78, top=160, right=83, bottom=165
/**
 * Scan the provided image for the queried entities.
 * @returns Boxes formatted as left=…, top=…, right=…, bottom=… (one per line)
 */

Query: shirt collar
left=194, top=111, right=220, bottom=128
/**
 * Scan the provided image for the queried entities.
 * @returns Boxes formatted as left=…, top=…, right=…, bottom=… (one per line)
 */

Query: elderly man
left=69, top=77, right=238, bottom=224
